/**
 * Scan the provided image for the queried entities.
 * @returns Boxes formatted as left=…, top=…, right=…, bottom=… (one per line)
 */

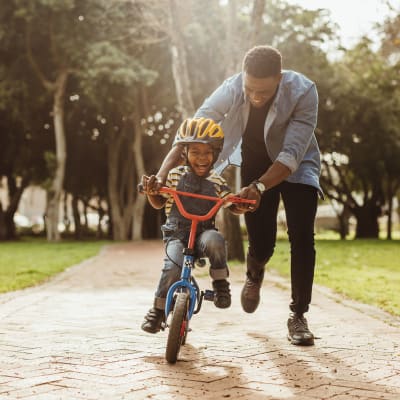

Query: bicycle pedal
left=203, top=289, right=215, bottom=301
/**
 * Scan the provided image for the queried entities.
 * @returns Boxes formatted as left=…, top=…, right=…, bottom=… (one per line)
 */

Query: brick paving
left=0, top=241, right=399, bottom=400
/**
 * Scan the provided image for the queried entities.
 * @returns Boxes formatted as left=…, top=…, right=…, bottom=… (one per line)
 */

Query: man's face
left=243, top=72, right=281, bottom=108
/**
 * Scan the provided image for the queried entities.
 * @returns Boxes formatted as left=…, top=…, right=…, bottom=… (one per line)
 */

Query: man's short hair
left=242, top=45, right=282, bottom=78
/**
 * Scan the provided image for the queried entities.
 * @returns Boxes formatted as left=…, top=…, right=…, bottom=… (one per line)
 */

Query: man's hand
left=237, top=184, right=261, bottom=212
left=141, top=175, right=163, bottom=195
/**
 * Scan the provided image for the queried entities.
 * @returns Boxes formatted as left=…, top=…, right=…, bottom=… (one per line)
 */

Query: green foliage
left=1, top=0, right=399, bottom=240
left=85, top=42, right=150, bottom=85
left=317, top=38, right=400, bottom=237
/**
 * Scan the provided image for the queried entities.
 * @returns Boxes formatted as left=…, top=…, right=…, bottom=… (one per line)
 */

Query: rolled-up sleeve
left=276, top=84, right=318, bottom=172
left=172, top=79, right=235, bottom=147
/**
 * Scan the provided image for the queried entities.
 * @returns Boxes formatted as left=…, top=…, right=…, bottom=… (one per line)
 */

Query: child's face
left=187, top=143, right=214, bottom=176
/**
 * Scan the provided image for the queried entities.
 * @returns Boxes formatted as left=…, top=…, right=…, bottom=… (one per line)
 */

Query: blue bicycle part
left=165, top=254, right=198, bottom=319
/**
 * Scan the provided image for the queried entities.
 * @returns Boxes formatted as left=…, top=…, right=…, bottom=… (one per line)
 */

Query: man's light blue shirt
left=190, top=70, right=322, bottom=194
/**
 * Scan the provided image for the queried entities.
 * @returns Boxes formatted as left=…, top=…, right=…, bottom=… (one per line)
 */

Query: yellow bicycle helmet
left=175, top=118, right=224, bottom=157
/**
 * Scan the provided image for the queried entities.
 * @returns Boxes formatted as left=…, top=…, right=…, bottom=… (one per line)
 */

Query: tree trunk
left=248, top=0, right=266, bottom=46
left=338, top=205, right=351, bottom=240
left=72, top=195, right=82, bottom=240
left=167, top=0, right=195, bottom=118
left=96, top=198, right=105, bottom=239
left=107, top=126, right=135, bottom=241
left=46, top=70, right=68, bottom=241
left=0, top=175, right=29, bottom=240
left=354, top=203, right=381, bottom=239
left=0, top=208, right=7, bottom=240
left=132, top=87, right=148, bottom=240
left=0, top=209, right=15, bottom=241
left=132, top=123, right=147, bottom=240
left=384, top=181, right=398, bottom=240
left=386, top=187, right=393, bottom=240
left=221, top=167, right=245, bottom=261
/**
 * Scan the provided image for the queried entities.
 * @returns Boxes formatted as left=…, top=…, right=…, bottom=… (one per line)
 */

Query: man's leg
left=281, top=182, right=318, bottom=345
left=241, top=187, right=280, bottom=313
left=197, top=230, right=231, bottom=308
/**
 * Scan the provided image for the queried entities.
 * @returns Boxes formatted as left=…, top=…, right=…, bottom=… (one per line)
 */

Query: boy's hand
left=141, top=175, right=163, bottom=195
left=237, top=185, right=261, bottom=212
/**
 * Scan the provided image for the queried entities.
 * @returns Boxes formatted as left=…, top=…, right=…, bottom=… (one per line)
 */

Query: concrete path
left=0, top=241, right=399, bottom=400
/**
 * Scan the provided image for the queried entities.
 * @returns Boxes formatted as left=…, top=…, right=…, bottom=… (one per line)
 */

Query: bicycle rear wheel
left=165, top=292, right=189, bottom=363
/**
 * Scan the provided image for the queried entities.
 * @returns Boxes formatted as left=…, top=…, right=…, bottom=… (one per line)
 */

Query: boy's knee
left=201, top=230, right=226, bottom=255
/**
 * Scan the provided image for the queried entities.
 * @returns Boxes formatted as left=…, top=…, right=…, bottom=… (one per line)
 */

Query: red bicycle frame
left=158, top=187, right=256, bottom=250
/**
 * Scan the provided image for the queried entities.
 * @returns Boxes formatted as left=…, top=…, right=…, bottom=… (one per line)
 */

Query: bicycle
left=139, top=184, right=255, bottom=363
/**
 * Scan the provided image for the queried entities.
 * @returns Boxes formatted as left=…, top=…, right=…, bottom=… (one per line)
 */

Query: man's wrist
left=250, top=180, right=266, bottom=194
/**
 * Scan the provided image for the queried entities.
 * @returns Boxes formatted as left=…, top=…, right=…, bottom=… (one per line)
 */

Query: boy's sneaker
left=213, top=279, right=231, bottom=308
left=287, top=313, right=314, bottom=346
left=141, top=308, right=165, bottom=334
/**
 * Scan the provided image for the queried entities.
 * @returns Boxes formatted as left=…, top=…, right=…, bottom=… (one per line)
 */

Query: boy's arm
left=147, top=193, right=166, bottom=209
left=141, top=175, right=167, bottom=209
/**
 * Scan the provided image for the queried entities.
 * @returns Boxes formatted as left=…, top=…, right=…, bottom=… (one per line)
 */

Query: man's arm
left=275, top=84, right=318, bottom=173
left=155, top=144, right=185, bottom=184
left=238, top=161, right=291, bottom=210
left=258, top=160, right=291, bottom=190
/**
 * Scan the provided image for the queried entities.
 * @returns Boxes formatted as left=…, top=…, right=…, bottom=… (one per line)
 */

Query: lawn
left=0, top=239, right=107, bottom=293
left=1, top=238, right=399, bottom=317
left=268, top=239, right=400, bottom=317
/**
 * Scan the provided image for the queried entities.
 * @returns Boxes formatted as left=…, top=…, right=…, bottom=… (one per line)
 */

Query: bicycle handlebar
left=137, top=184, right=256, bottom=222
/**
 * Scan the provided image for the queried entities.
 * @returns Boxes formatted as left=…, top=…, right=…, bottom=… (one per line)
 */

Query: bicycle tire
left=165, top=292, right=189, bottom=363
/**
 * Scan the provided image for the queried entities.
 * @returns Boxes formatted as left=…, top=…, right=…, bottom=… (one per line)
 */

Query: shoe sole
left=240, top=293, right=259, bottom=313
left=287, top=335, right=314, bottom=346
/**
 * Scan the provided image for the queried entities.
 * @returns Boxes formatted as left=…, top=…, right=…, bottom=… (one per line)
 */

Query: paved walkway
left=0, top=241, right=399, bottom=400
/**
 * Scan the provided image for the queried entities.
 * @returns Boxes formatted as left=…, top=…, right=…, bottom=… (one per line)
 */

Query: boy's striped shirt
left=163, top=166, right=231, bottom=217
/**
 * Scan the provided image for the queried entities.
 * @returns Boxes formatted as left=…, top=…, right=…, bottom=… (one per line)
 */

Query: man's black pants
left=244, top=181, right=318, bottom=314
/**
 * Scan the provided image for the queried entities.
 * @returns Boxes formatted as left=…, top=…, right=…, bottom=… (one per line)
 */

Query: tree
left=0, top=2, right=50, bottom=240
left=15, top=0, right=160, bottom=241
left=318, top=40, right=400, bottom=238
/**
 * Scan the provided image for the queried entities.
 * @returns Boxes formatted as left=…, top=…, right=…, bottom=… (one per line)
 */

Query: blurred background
left=1, top=0, right=399, bottom=249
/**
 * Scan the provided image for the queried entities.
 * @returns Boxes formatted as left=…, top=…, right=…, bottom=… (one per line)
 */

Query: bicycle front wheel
left=165, top=292, right=189, bottom=364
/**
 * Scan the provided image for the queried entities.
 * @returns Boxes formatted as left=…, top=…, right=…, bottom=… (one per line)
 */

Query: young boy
left=141, top=117, right=245, bottom=334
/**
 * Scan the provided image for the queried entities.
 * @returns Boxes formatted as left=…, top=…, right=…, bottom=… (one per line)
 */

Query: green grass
left=1, top=238, right=399, bottom=318
left=268, top=239, right=400, bottom=316
left=0, top=239, right=107, bottom=293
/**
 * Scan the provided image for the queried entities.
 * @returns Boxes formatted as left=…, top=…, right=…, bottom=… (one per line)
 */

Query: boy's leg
left=241, top=186, right=280, bottom=313
left=197, top=230, right=231, bottom=308
left=281, top=182, right=318, bottom=345
left=141, top=239, right=184, bottom=333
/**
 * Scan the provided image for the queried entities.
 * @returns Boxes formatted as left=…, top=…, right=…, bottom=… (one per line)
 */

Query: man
left=155, top=45, right=322, bottom=346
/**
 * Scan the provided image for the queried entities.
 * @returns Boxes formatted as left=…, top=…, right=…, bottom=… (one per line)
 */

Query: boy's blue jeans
left=153, top=229, right=228, bottom=309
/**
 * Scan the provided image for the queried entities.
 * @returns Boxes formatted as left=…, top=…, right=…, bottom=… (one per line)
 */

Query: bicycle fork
left=165, top=250, right=197, bottom=320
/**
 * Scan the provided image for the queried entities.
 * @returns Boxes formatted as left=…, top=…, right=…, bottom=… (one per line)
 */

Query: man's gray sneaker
left=287, top=313, right=314, bottom=346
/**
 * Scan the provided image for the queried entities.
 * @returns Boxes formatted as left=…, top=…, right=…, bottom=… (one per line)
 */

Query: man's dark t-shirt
left=241, top=98, right=274, bottom=186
